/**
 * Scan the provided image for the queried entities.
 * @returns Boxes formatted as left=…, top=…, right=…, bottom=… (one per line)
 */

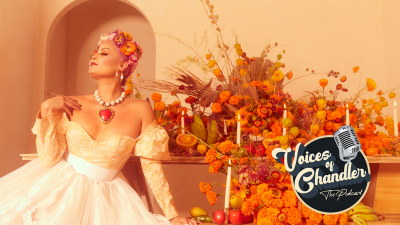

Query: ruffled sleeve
left=133, top=120, right=179, bottom=220
left=31, top=110, right=69, bottom=167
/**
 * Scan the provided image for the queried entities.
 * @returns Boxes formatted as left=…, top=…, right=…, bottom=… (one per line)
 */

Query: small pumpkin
left=176, top=134, right=197, bottom=151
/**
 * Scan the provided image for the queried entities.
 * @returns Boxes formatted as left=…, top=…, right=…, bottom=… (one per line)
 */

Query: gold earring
left=116, top=70, right=124, bottom=83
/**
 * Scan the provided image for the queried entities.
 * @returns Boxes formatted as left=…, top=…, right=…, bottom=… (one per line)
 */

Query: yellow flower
left=389, top=92, right=396, bottom=99
left=317, top=98, right=327, bottom=110
left=236, top=58, right=244, bottom=66
left=151, top=92, right=162, bottom=102
left=239, top=69, right=247, bottom=76
left=366, top=78, right=377, bottom=92
left=208, top=60, right=216, bottom=68
left=271, top=70, right=284, bottom=82
left=317, top=110, right=326, bottom=120
left=213, top=68, right=221, bottom=76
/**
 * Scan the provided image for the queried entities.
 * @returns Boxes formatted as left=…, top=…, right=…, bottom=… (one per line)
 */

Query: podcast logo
left=272, top=126, right=371, bottom=214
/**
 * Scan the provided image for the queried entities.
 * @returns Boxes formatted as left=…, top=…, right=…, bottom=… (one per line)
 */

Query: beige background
left=1, top=0, right=400, bottom=217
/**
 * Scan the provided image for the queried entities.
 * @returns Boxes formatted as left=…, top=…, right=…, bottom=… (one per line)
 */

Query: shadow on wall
left=45, top=0, right=156, bottom=99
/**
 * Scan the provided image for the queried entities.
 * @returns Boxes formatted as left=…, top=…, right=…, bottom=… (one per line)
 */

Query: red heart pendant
left=97, top=107, right=114, bottom=124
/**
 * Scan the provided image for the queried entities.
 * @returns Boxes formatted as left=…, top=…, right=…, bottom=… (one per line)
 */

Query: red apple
left=256, top=143, right=265, bottom=157
left=244, top=143, right=256, bottom=155
left=213, top=210, right=225, bottom=224
left=228, top=209, right=244, bottom=225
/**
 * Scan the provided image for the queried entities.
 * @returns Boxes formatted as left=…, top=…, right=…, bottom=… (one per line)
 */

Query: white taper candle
left=346, top=103, right=350, bottom=126
left=181, top=111, right=185, bottom=134
left=283, top=104, right=287, bottom=136
left=395, top=101, right=398, bottom=136
left=224, top=158, right=232, bottom=224
left=237, top=114, right=241, bottom=147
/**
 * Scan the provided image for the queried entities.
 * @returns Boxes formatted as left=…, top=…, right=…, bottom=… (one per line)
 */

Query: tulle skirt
left=0, top=152, right=172, bottom=225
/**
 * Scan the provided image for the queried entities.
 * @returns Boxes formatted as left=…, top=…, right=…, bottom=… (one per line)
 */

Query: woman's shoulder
left=124, top=98, right=155, bottom=124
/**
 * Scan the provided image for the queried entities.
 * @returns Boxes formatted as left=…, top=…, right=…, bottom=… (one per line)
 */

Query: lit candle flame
left=229, top=158, right=231, bottom=165
left=346, top=103, right=348, bottom=109
left=395, top=101, right=397, bottom=108
left=182, top=111, right=184, bottom=116
left=238, top=113, right=240, bottom=120
left=284, top=103, right=286, bottom=109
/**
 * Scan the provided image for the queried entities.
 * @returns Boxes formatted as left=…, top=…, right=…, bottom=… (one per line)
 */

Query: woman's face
left=88, top=40, right=122, bottom=79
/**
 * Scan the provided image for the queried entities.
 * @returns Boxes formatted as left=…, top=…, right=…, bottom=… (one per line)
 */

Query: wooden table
left=21, top=154, right=400, bottom=224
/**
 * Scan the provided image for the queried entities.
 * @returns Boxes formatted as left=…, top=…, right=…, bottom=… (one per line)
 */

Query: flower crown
left=98, top=29, right=143, bottom=66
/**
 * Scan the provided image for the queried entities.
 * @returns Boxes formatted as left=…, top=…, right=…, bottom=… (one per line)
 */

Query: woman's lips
left=90, top=62, right=97, bottom=66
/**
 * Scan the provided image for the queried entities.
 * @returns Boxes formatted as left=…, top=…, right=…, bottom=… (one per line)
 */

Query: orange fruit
left=365, top=147, right=379, bottom=156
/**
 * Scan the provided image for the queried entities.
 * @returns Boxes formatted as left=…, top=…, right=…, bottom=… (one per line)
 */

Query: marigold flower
left=322, top=214, right=340, bottom=225
left=251, top=81, right=262, bottom=87
left=151, top=92, right=162, bottom=102
left=281, top=190, right=297, bottom=207
left=249, top=185, right=257, bottom=194
left=229, top=96, right=240, bottom=105
left=376, top=90, right=383, bottom=96
left=257, top=183, right=269, bottom=195
left=353, top=66, right=360, bottom=73
left=271, top=70, right=284, bottom=82
left=319, top=79, right=328, bottom=88
left=338, top=212, right=348, bottom=225
left=209, top=160, right=223, bottom=173
left=287, top=71, right=293, bottom=80
left=336, top=107, right=346, bottom=117
left=308, top=210, right=323, bottom=224
left=199, top=182, right=212, bottom=194
left=154, top=101, right=165, bottom=111
left=301, top=203, right=311, bottom=219
left=282, top=207, right=301, bottom=225
left=219, top=91, right=231, bottom=102
left=205, top=148, right=217, bottom=164
left=206, top=190, right=217, bottom=205
left=340, top=76, right=347, bottom=82
left=219, top=140, right=235, bottom=154
left=366, top=78, right=377, bottom=92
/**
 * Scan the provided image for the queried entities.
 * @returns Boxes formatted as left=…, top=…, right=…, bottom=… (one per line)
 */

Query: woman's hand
left=41, top=95, right=82, bottom=118
left=169, top=216, right=202, bottom=225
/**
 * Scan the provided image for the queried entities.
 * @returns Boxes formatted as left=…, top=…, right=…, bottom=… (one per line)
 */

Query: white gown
left=0, top=111, right=179, bottom=225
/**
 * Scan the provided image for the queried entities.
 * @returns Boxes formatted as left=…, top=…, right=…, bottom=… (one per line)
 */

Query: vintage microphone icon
left=333, top=125, right=362, bottom=163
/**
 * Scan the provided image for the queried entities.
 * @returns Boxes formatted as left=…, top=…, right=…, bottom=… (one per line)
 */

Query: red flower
left=185, top=96, right=196, bottom=104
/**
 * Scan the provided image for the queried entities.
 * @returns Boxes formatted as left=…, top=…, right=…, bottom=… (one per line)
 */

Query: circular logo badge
left=272, top=127, right=371, bottom=214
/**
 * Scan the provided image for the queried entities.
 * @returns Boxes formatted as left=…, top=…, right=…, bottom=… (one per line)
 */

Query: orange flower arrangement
left=205, top=148, right=217, bottom=164
left=199, top=182, right=212, bottom=194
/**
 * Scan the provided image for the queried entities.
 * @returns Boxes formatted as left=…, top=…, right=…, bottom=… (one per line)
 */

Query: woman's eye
left=100, top=53, right=108, bottom=55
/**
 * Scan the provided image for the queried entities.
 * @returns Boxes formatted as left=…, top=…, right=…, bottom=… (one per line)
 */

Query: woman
left=0, top=29, right=200, bottom=225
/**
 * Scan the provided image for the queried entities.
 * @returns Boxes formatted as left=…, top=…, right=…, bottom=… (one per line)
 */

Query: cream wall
left=1, top=0, right=400, bottom=218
